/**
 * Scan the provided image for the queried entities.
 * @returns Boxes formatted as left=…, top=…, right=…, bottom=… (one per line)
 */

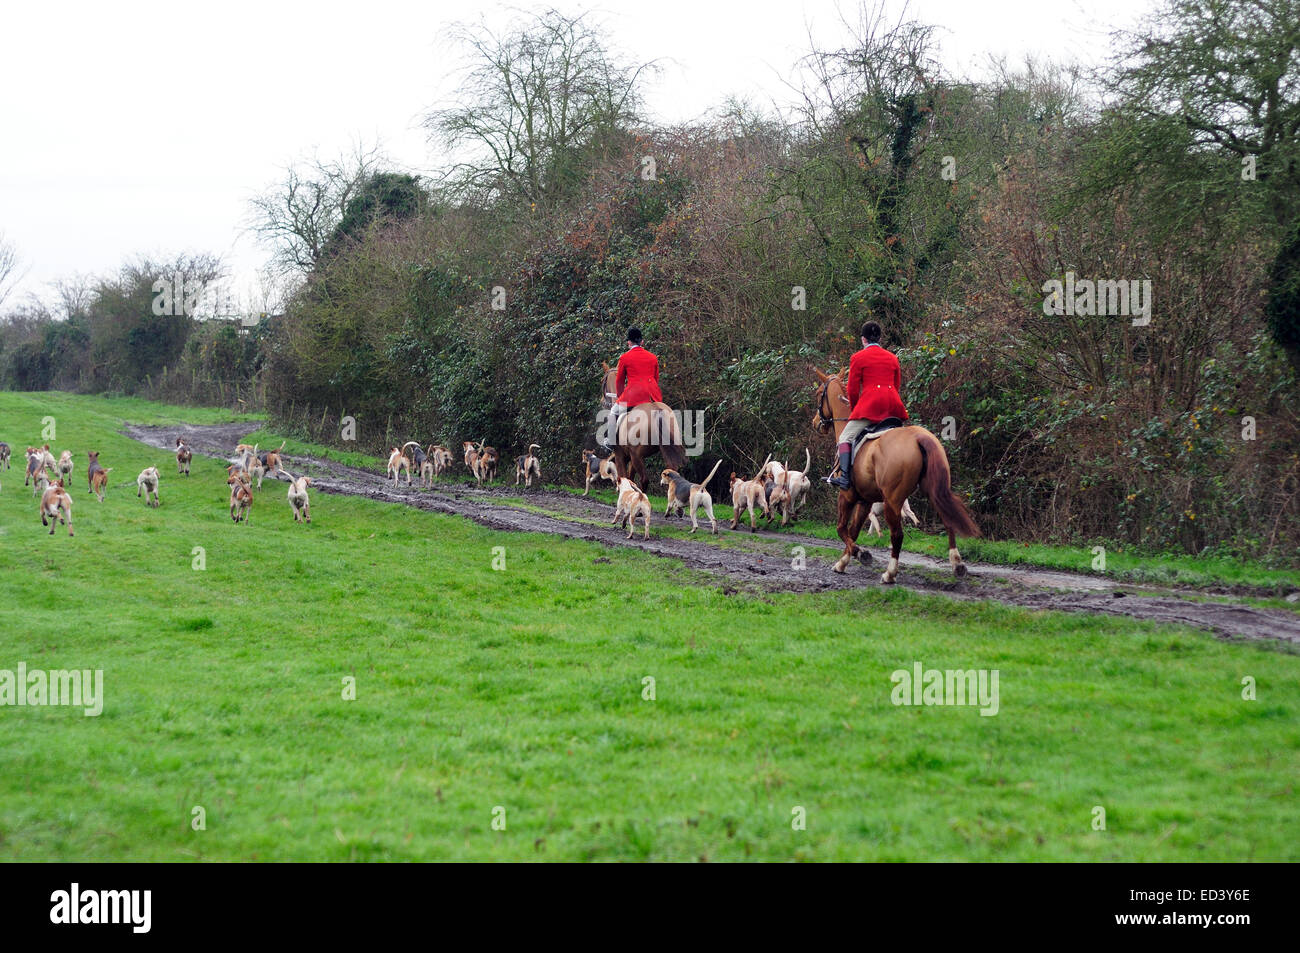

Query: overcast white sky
left=0, top=0, right=1152, bottom=309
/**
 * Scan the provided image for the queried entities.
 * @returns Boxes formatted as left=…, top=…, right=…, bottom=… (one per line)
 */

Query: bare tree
left=426, top=8, right=654, bottom=206
left=793, top=1, right=942, bottom=151
left=248, top=142, right=387, bottom=276
left=53, top=276, right=94, bottom=320
left=0, top=231, right=24, bottom=311
left=779, top=2, right=946, bottom=320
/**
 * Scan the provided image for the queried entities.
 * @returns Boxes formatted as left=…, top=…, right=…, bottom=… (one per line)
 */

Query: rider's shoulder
left=858, top=344, right=897, bottom=360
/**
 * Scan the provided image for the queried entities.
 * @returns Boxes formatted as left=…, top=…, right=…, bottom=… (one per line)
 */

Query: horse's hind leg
left=833, top=495, right=852, bottom=572
left=833, top=495, right=871, bottom=573
left=849, top=502, right=873, bottom=567
left=947, top=527, right=967, bottom=577
left=881, top=504, right=904, bottom=584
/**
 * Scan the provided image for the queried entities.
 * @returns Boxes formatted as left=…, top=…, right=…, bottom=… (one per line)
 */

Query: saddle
left=827, top=418, right=906, bottom=486
left=851, top=417, right=904, bottom=459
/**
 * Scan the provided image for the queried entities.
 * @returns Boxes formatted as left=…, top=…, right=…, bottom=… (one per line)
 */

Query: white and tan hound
left=39, top=478, right=74, bottom=536
left=387, top=446, right=413, bottom=486
left=136, top=466, right=160, bottom=507
left=728, top=472, right=769, bottom=532
left=287, top=474, right=313, bottom=523
left=611, top=477, right=652, bottom=540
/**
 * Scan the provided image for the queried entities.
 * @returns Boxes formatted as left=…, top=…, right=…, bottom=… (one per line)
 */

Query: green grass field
left=1, top=391, right=1297, bottom=861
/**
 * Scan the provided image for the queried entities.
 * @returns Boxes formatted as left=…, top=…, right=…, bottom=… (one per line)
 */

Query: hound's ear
left=810, top=365, right=829, bottom=383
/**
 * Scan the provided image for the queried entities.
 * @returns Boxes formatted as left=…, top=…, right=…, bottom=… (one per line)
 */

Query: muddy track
left=126, top=422, right=1300, bottom=646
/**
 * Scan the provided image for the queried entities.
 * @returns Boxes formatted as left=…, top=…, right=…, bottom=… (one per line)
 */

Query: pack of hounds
left=381, top=440, right=916, bottom=543
left=0, top=436, right=317, bottom=536
left=384, top=440, right=541, bottom=489
left=224, top=440, right=308, bottom=525
left=2, top=432, right=919, bottom=541
left=0, top=441, right=113, bottom=537
left=578, top=446, right=911, bottom=541
left=388, top=440, right=889, bottom=542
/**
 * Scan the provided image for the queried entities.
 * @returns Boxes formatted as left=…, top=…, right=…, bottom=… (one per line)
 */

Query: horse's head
left=810, top=366, right=850, bottom=435
left=600, top=361, right=617, bottom=409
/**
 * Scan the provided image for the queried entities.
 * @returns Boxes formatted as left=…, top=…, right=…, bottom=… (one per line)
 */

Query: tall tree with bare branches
left=0, top=231, right=23, bottom=311
left=248, top=143, right=388, bottom=276
left=426, top=8, right=653, bottom=207
left=779, top=3, right=950, bottom=333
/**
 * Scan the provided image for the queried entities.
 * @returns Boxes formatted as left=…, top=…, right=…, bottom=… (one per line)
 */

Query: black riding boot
left=829, top=448, right=853, bottom=489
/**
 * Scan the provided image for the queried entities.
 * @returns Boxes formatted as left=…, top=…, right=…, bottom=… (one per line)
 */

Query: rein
left=815, top=377, right=852, bottom=432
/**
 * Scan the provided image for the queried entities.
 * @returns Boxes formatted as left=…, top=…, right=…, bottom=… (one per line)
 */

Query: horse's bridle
left=814, top=376, right=851, bottom=434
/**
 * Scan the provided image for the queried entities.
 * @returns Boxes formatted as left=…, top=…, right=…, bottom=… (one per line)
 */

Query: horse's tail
left=657, top=409, right=687, bottom=471
left=661, top=440, right=687, bottom=471
left=916, top=430, right=980, bottom=538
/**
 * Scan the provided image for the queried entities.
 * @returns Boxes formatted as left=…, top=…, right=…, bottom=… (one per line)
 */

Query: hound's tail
left=916, top=431, right=980, bottom=538
left=700, top=458, right=723, bottom=489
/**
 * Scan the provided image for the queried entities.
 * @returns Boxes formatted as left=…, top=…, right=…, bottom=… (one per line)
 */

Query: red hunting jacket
left=848, top=344, right=909, bottom=422
left=615, top=345, right=663, bottom=407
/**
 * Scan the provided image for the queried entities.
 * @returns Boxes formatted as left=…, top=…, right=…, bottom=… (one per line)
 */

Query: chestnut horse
left=601, top=362, right=686, bottom=492
left=811, top=366, right=979, bottom=583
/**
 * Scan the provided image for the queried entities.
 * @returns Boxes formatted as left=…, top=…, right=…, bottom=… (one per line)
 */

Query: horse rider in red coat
left=604, top=326, right=663, bottom=449
left=828, top=320, right=909, bottom=488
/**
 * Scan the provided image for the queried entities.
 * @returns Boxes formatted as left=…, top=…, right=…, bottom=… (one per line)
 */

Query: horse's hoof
left=955, top=563, right=967, bottom=578
left=856, top=548, right=873, bottom=566
left=881, top=573, right=896, bottom=585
